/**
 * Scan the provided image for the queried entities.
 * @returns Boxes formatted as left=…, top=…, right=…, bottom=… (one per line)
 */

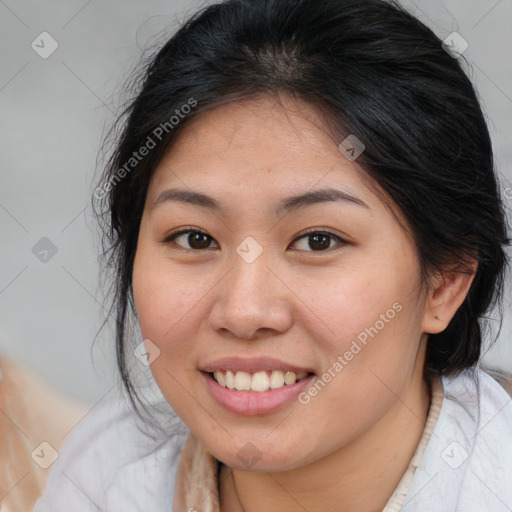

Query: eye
left=161, top=227, right=347, bottom=252
left=161, top=228, right=219, bottom=250
left=289, top=229, right=347, bottom=252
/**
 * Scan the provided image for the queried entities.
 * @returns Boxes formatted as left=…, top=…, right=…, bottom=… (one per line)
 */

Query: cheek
left=132, top=247, right=204, bottom=355
left=290, top=271, right=423, bottom=457
left=296, top=242, right=424, bottom=394
left=300, top=262, right=415, bottom=348
left=132, top=250, right=207, bottom=418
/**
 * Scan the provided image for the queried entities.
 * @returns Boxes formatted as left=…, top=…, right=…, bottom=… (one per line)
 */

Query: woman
left=34, top=0, right=512, bottom=511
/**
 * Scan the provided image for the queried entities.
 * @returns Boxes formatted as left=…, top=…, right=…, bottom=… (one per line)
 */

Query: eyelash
left=160, top=226, right=348, bottom=253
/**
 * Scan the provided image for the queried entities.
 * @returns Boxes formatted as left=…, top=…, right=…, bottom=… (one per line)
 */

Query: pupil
left=310, top=234, right=330, bottom=250
left=189, top=232, right=210, bottom=249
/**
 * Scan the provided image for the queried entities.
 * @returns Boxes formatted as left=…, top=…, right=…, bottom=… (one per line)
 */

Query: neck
left=220, top=368, right=431, bottom=512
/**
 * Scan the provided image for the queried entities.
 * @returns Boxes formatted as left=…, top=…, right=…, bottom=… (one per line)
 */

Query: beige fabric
left=173, top=376, right=444, bottom=512
left=0, top=356, right=88, bottom=512
left=172, top=432, right=221, bottom=512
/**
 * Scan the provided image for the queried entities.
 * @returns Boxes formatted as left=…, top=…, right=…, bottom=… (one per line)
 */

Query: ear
left=422, top=261, right=478, bottom=334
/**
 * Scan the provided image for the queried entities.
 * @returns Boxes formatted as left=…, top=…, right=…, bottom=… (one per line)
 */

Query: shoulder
left=404, top=367, right=512, bottom=512
left=442, top=366, right=512, bottom=434
left=478, top=367, right=512, bottom=397
left=33, top=383, right=189, bottom=512
left=446, top=368, right=512, bottom=509
left=435, top=367, right=512, bottom=472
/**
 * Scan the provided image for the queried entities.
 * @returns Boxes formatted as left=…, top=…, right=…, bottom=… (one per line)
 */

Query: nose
left=208, top=252, right=293, bottom=341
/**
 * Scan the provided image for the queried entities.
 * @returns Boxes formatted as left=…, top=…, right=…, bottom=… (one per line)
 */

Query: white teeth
left=214, top=370, right=225, bottom=387
left=234, top=371, right=252, bottom=391
left=284, top=371, right=296, bottom=385
left=251, top=371, right=270, bottom=392
left=269, top=370, right=284, bottom=389
left=225, top=370, right=235, bottom=389
left=212, top=369, right=310, bottom=392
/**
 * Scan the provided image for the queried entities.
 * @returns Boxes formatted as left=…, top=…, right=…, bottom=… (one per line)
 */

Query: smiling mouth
left=208, top=370, right=314, bottom=393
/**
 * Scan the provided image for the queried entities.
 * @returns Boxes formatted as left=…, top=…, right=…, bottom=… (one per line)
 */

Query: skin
left=132, top=94, right=475, bottom=512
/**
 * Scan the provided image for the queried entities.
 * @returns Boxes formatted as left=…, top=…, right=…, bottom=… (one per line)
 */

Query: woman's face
left=132, top=94, right=431, bottom=471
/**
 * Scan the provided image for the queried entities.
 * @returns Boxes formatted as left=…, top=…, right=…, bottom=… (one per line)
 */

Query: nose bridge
left=225, top=248, right=273, bottom=314
left=208, top=245, right=292, bottom=338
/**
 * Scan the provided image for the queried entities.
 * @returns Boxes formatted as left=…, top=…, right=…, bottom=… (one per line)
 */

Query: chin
left=205, top=437, right=314, bottom=473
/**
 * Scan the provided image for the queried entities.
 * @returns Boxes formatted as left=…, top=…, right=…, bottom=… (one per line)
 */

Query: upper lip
left=200, top=357, right=315, bottom=374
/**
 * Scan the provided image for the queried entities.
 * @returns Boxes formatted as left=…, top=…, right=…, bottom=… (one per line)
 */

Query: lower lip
left=201, top=371, right=315, bottom=416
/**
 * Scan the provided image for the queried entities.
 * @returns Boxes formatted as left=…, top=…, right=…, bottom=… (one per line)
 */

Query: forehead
left=149, top=94, right=372, bottom=199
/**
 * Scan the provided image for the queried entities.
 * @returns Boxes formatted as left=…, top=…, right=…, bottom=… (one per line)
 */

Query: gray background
left=1, top=0, right=511, bottom=405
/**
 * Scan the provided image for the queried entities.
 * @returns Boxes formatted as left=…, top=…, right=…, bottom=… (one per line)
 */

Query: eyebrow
left=152, top=187, right=369, bottom=214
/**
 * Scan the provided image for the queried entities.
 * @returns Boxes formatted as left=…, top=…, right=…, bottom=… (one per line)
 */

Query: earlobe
left=422, top=262, right=478, bottom=334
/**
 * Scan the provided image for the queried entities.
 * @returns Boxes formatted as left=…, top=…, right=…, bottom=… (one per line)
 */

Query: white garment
left=33, top=368, right=512, bottom=512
